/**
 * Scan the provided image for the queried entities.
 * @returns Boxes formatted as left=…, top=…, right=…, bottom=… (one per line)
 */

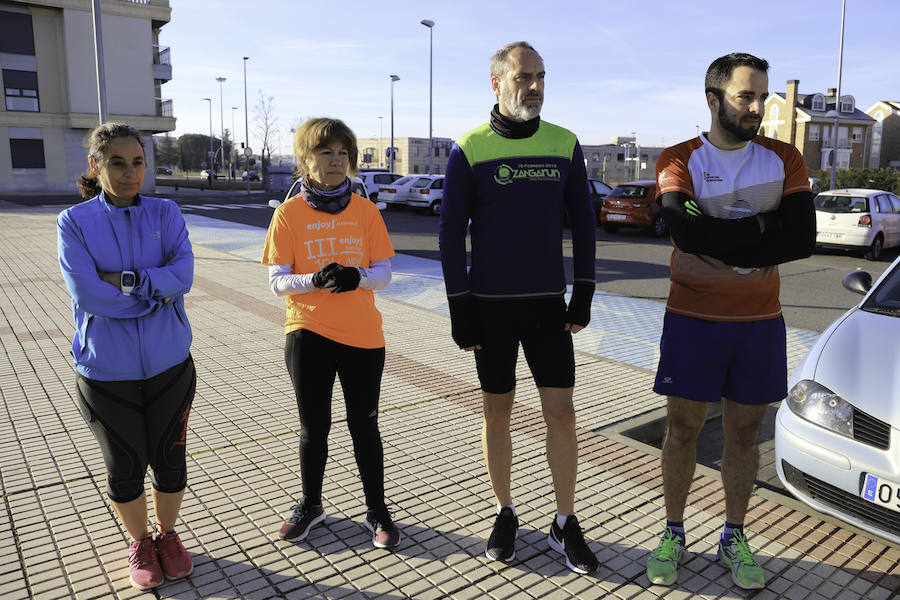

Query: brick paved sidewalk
left=0, top=204, right=897, bottom=599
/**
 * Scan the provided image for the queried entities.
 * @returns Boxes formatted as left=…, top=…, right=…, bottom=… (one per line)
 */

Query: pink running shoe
left=128, top=535, right=163, bottom=590
left=156, top=529, right=193, bottom=580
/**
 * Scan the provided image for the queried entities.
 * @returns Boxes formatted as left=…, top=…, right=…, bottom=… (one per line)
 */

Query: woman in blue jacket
left=57, top=122, right=195, bottom=591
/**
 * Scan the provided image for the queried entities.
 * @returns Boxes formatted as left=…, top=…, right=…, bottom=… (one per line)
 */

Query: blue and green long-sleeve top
left=439, top=117, right=596, bottom=300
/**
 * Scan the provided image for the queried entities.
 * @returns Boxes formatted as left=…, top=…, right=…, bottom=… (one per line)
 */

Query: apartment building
left=583, top=136, right=663, bottom=185
left=763, top=80, right=874, bottom=172
left=0, top=0, right=174, bottom=194
left=866, top=101, right=900, bottom=171
left=356, top=136, right=453, bottom=175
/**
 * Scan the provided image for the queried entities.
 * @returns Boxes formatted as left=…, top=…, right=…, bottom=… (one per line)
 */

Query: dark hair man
left=439, top=41, right=598, bottom=574
left=646, top=52, right=815, bottom=590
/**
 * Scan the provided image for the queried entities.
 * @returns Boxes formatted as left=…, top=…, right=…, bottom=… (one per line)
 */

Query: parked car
left=406, top=176, right=444, bottom=215
left=598, top=180, right=665, bottom=237
left=155, top=166, right=173, bottom=175
left=775, top=254, right=900, bottom=545
left=242, top=170, right=259, bottom=181
left=813, top=188, right=900, bottom=261
left=588, top=178, right=613, bottom=225
left=269, top=176, right=385, bottom=211
left=378, top=175, right=418, bottom=208
left=359, top=171, right=402, bottom=200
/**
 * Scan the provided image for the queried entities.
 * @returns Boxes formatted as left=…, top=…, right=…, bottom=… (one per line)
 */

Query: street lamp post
left=216, top=77, right=226, bottom=173
left=420, top=19, right=434, bottom=174
left=390, top=75, right=399, bottom=173
left=378, top=116, right=383, bottom=168
left=829, top=0, right=847, bottom=190
left=243, top=56, right=250, bottom=196
left=231, top=106, right=238, bottom=179
left=202, top=97, right=212, bottom=179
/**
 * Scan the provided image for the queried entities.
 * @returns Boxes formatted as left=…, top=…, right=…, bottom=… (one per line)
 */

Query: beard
left=499, top=84, right=542, bottom=121
left=717, top=101, right=761, bottom=142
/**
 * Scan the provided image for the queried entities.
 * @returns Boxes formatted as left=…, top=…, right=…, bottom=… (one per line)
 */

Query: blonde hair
left=292, top=118, right=358, bottom=177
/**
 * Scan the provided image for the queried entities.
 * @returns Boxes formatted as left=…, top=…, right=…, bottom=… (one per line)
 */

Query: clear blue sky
left=160, top=0, right=900, bottom=153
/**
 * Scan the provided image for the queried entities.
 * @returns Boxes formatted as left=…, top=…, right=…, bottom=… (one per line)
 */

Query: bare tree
left=254, top=89, right=279, bottom=169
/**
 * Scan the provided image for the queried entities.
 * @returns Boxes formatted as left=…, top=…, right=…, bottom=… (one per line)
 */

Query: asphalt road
left=7, top=188, right=898, bottom=333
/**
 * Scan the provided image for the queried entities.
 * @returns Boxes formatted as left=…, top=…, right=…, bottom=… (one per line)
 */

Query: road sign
left=244, top=147, right=253, bottom=157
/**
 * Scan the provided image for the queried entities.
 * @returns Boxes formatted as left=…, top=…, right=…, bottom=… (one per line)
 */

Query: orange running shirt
left=261, top=193, right=395, bottom=347
left=656, top=135, right=811, bottom=321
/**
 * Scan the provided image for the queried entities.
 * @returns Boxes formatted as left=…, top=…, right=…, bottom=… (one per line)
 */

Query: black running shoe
left=548, top=515, right=599, bottom=574
left=278, top=503, right=325, bottom=541
left=486, top=507, right=518, bottom=562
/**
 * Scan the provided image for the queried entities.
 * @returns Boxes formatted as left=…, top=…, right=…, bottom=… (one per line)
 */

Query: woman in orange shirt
left=262, top=118, right=400, bottom=548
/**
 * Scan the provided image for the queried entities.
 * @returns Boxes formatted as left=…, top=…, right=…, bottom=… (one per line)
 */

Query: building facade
left=866, top=101, right=900, bottom=171
left=0, top=0, right=174, bottom=194
left=583, top=136, right=663, bottom=185
left=763, top=80, right=874, bottom=173
left=356, top=136, right=453, bottom=175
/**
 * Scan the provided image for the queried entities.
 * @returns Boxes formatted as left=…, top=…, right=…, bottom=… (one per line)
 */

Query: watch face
left=122, top=272, right=136, bottom=287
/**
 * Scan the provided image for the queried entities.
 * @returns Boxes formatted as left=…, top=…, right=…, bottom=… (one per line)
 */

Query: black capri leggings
left=74, top=356, right=196, bottom=503
left=284, top=329, right=386, bottom=513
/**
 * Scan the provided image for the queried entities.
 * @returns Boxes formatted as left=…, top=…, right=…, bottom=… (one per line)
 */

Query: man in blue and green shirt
left=439, top=41, right=598, bottom=574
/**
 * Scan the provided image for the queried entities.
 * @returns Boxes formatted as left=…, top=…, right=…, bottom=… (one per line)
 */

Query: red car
left=598, top=180, right=665, bottom=237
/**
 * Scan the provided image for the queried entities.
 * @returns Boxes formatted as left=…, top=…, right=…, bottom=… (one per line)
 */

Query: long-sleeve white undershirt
left=268, top=258, right=392, bottom=297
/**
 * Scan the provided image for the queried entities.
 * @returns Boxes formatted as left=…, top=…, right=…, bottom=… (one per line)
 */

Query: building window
left=0, top=11, right=35, bottom=55
left=812, top=94, right=825, bottom=111
left=851, top=127, right=863, bottom=143
left=10, top=138, right=45, bottom=168
left=840, top=96, right=854, bottom=113
left=4, top=69, right=39, bottom=112
left=616, top=153, right=624, bottom=161
left=591, top=153, right=599, bottom=161
left=808, top=125, right=820, bottom=141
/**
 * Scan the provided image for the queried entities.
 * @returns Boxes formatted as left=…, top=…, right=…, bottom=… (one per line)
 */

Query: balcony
left=155, top=98, right=172, bottom=118
left=153, top=45, right=172, bottom=81
left=821, top=139, right=852, bottom=149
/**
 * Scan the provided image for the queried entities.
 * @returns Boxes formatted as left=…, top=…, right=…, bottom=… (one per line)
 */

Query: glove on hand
left=448, top=294, right=481, bottom=349
left=565, top=281, right=595, bottom=328
left=684, top=199, right=702, bottom=216
left=329, top=266, right=361, bottom=293
left=312, top=262, right=343, bottom=288
left=755, top=211, right=782, bottom=237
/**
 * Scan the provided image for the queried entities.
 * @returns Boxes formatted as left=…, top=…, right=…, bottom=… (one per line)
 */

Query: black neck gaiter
left=489, top=104, right=540, bottom=139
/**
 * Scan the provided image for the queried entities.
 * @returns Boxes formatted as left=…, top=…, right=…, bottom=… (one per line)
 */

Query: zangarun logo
left=493, top=162, right=562, bottom=185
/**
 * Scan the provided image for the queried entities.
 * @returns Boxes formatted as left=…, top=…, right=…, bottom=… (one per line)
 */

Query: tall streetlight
left=243, top=56, right=250, bottom=196
left=216, top=76, right=226, bottom=173
left=201, top=97, right=212, bottom=175
left=231, top=106, right=238, bottom=179
left=378, top=116, right=383, bottom=168
left=828, top=0, right=847, bottom=191
left=390, top=75, right=399, bottom=173
left=420, top=19, right=435, bottom=174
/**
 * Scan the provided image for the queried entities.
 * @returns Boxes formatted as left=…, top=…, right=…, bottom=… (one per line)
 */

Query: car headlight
left=787, top=379, right=853, bottom=438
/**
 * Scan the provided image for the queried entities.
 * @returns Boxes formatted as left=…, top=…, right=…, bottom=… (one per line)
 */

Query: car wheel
left=431, top=201, right=441, bottom=216
left=651, top=214, right=667, bottom=237
left=864, top=234, right=884, bottom=261
left=602, top=223, right=620, bottom=234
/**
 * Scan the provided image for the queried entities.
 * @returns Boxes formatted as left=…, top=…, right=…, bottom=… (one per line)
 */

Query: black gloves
left=448, top=294, right=481, bottom=349
left=312, top=262, right=360, bottom=293
left=566, top=281, right=594, bottom=327
left=329, top=265, right=361, bottom=293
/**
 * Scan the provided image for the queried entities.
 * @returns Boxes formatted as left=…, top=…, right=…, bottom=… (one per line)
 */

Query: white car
left=775, top=253, right=900, bottom=544
left=268, top=176, right=386, bottom=211
left=814, top=188, right=900, bottom=261
left=406, top=175, right=445, bottom=215
left=377, top=175, right=418, bottom=207
left=358, top=171, right=402, bottom=201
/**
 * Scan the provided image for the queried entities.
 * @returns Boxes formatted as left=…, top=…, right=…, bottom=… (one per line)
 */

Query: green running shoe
left=646, top=527, right=684, bottom=585
left=718, top=530, right=765, bottom=589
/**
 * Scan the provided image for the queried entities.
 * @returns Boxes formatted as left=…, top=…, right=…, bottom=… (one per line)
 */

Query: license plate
left=817, top=231, right=842, bottom=240
left=608, top=213, right=627, bottom=221
left=862, top=473, right=900, bottom=513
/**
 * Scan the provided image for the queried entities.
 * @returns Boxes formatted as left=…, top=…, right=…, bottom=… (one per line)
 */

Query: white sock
left=498, top=503, right=516, bottom=516
left=556, top=513, right=571, bottom=528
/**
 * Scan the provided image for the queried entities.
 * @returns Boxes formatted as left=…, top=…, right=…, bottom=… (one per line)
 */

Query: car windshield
left=394, top=176, right=412, bottom=185
left=411, top=177, right=432, bottom=188
left=814, top=194, right=869, bottom=213
left=608, top=185, right=647, bottom=198
left=862, top=261, right=900, bottom=317
left=351, top=180, right=366, bottom=197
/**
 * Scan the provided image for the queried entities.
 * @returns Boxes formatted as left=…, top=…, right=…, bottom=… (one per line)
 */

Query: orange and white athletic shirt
left=656, top=135, right=811, bottom=321
left=261, top=193, right=395, bottom=347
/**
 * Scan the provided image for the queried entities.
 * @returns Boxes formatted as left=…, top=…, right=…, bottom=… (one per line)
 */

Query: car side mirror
left=842, top=270, right=872, bottom=295
left=268, top=199, right=282, bottom=209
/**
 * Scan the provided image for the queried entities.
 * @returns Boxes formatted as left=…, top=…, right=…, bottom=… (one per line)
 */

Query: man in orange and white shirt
left=645, top=53, right=815, bottom=591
